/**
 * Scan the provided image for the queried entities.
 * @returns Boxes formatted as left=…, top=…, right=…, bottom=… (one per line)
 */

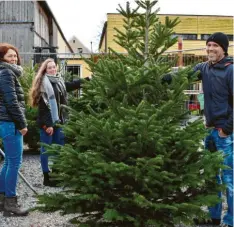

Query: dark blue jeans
left=40, top=127, right=64, bottom=173
left=205, top=129, right=233, bottom=226
left=0, top=121, right=23, bottom=197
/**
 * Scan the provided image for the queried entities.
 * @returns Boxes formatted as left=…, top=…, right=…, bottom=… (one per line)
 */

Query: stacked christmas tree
left=37, top=1, right=224, bottom=226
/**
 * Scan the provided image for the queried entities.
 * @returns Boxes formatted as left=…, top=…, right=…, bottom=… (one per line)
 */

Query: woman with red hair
left=0, top=43, right=28, bottom=216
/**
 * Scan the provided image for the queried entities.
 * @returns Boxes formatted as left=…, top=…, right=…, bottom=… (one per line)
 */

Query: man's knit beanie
left=206, top=32, right=229, bottom=55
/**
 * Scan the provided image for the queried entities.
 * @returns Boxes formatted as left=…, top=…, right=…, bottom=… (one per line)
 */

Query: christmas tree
left=37, top=1, right=224, bottom=226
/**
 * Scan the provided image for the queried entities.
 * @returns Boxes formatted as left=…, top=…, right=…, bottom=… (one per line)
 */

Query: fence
left=19, top=44, right=234, bottom=70
left=19, top=50, right=206, bottom=67
left=19, top=46, right=232, bottom=115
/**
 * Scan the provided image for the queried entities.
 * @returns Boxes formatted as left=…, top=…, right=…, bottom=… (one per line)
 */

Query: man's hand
left=218, top=129, right=228, bottom=138
left=46, top=127, right=54, bottom=136
left=19, top=127, right=28, bottom=136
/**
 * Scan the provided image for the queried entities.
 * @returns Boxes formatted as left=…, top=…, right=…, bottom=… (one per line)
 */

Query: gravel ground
left=0, top=154, right=78, bottom=227
left=0, top=154, right=227, bottom=227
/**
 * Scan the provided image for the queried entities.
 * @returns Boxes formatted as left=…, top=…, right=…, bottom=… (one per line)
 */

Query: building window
left=201, top=34, right=233, bottom=41
left=174, top=34, right=197, bottom=40
left=66, top=65, right=82, bottom=96
left=201, top=34, right=210, bottom=40
left=73, top=39, right=75, bottom=43
left=77, top=48, right=83, bottom=53
left=66, top=65, right=81, bottom=78
left=227, top=35, right=233, bottom=41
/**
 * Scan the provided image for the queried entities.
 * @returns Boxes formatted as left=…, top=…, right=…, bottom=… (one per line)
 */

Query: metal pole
left=0, top=148, right=38, bottom=195
left=177, top=36, right=183, bottom=67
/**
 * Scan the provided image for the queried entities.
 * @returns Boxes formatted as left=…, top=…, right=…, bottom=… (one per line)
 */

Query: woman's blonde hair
left=29, top=58, right=55, bottom=107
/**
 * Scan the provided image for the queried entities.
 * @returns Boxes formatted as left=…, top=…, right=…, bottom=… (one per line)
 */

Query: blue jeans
left=205, top=129, right=233, bottom=226
left=40, top=127, right=64, bottom=173
left=0, top=121, right=23, bottom=197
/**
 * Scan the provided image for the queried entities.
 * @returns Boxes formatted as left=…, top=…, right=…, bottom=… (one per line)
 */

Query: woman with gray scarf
left=30, top=58, right=85, bottom=187
left=0, top=43, right=28, bottom=216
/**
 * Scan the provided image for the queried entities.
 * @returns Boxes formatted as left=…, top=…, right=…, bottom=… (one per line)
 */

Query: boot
left=43, top=172, right=58, bottom=187
left=193, top=218, right=220, bottom=226
left=0, top=193, right=4, bottom=211
left=4, top=196, right=29, bottom=216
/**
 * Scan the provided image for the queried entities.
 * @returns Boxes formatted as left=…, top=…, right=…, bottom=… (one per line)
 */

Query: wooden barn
left=0, top=0, right=73, bottom=65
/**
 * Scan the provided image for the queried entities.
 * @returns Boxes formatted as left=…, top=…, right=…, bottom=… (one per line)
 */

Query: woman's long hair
left=0, top=43, right=21, bottom=65
left=29, top=58, right=55, bottom=107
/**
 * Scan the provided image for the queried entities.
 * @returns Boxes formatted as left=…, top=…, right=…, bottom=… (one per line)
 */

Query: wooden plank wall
left=0, top=1, right=56, bottom=64
left=51, top=20, right=58, bottom=47
left=0, top=1, right=34, bottom=63
left=0, top=23, right=33, bottom=63
left=0, top=1, right=33, bottom=22
left=33, top=2, right=50, bottom=47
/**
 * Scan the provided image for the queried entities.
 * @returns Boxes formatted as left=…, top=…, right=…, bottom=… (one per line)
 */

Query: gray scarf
left=41, top=74, right=68, bottom=124
left=46, top=74, right=67, bottom=102
left=41, top=75, right=59, bottom=124
left=0, top=61, right=23, bottom=77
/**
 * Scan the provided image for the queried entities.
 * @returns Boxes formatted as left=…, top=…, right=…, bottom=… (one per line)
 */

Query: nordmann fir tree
left=36, top=1, right=224, bottom=226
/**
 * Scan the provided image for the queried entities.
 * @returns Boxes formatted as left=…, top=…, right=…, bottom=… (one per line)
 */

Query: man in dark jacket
left=195, top=32, right=233, bottom=227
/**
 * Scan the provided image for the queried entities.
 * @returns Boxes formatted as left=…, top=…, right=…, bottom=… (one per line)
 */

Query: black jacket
left=37, top=79, right=82, bottom=128
left=0, top=67, right=27, bottom=130
left=194, top=57, right=233, bottom=135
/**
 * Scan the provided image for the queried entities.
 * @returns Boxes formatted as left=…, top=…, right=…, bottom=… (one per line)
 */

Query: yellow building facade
left=59, top=14, right=233, bottom=79
left=99, top=14, right=233, bottom=56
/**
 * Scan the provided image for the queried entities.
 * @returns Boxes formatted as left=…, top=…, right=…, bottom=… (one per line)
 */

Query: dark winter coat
left=0, top=63, right=27, bottom=130
left=194, top=57, right=233, bottom=135
left=37, top=79, right=82, bottom=128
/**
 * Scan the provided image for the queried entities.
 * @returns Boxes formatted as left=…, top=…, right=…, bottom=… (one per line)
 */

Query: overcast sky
left=46, top=0, right=233, bottom=52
